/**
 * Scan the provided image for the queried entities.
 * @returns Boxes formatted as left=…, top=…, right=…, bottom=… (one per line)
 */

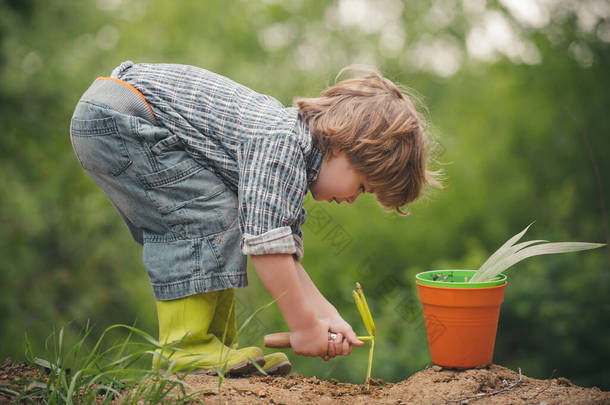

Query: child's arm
left=251, top=253, right=330, bottom=357
left=294, top=261, right=364, bottom=359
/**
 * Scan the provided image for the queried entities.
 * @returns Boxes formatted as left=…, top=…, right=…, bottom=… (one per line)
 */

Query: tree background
left=1, top=0, right=608, bottom=390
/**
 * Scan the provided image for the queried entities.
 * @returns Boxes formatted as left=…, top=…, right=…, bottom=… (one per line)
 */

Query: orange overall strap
left=97, top=77, right=158, bottom=124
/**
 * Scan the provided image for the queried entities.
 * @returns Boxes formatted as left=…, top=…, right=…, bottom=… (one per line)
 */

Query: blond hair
left=294, top=66, right=442, bottom=215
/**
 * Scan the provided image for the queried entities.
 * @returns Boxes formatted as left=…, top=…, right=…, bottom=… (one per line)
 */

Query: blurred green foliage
left=1, top=0, right=608, bottom=390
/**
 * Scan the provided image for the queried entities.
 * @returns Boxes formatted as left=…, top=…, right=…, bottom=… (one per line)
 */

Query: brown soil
left=1, top=358, right=609, bottom=404
left=184, top=365, right=610, bottom=405
left=0, top=359, right=44, bottom=404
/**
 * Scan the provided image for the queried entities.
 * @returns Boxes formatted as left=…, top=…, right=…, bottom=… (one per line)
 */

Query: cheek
left=335, top=178, right=360, bottom=196
left=311, top=178, right=331, bottom=199
left=336, top=183, right=354, bottom=195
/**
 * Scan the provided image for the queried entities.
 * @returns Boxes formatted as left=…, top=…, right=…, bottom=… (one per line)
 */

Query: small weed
left=352, top=282, right=376, bottom=391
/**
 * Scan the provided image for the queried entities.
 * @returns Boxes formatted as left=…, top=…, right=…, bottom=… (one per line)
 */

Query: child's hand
left=290, top=318, right=331, bottom=357
left=320, top=312, right=364, bottom=361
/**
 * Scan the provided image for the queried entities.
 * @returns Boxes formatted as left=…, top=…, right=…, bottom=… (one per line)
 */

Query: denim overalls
left=70, top=72, right=247, bottom=300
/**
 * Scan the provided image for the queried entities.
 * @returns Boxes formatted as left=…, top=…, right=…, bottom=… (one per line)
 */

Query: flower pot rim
left=416, top=281, right=507, bottom=291
left=415, top=269, right=507, bottom=288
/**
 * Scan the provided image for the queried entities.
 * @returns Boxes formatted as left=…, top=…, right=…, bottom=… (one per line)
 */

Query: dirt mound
left=185, top=364, right=610, bottom=405
left=2, top=359, right=609, bottom=404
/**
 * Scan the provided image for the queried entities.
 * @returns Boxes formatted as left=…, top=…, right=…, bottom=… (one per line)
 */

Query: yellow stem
left=366, top=338, right=375, bottom=391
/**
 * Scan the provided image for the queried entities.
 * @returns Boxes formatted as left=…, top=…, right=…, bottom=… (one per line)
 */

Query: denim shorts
left=69, top=78, right=247, bottom=300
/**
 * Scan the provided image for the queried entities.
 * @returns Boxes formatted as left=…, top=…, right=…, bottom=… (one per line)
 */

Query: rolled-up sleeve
left=237, top=132, right=307, bottom=261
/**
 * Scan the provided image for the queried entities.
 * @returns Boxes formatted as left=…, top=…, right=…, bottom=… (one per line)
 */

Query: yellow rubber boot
left=152, top=291, right=264, bottom=375
left=253, top=352, right=292, bottom=376
left=208, top=288, right=238, bottom=348
left=209, top=289, right=292, bottom=376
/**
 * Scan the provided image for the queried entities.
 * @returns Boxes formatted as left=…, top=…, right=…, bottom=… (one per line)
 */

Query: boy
left=70, top=61, right=439, bottom=376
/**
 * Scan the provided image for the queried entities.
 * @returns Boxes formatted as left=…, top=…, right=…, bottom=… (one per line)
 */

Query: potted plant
left=416, top=224, right=605, bottom=369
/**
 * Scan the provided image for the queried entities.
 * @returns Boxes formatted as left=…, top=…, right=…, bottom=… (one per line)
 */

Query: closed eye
left=361, top=184, right=375, bottom=194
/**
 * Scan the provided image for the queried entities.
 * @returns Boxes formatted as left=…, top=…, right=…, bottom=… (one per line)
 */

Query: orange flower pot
left=416, top=270, right=507, bottom=369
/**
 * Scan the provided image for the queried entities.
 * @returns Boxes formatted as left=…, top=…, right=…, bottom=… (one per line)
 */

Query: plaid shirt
left=114, top=61, right=322, bottom=261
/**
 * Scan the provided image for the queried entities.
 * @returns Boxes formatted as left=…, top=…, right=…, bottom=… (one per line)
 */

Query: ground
left=1, top=359, right=609, bottom=404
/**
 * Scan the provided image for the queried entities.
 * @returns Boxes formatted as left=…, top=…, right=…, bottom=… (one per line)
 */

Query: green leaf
left=470, top=223, right=605, bottom=283
left=482, top=242, right=606, bottom=281
left=472, top=222, right=534, bottom=282
left=472, top=239, right=547, bottom=282
left=353, top=283, right=376, bottom=337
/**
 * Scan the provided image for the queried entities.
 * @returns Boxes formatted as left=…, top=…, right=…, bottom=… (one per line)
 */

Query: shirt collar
left=305, top=142, right=322, bottom=185
left=296, top=113, right=322, bottom=185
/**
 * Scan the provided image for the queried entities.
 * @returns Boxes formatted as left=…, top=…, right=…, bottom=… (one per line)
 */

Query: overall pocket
left=137, top=158, right=238, bottom=239
left=70, top=104, right=132, bottom=176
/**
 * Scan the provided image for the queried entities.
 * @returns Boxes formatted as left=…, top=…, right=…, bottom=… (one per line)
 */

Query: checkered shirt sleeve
left=238, top=133, right=307, bottom=261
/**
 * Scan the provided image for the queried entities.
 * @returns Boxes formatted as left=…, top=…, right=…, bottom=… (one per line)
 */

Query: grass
left=3, top=322, right=208, bottom=404
left=4, top=297, right=279, bottom=404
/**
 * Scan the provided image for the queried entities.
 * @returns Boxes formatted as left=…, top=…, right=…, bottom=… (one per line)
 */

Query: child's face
left=310, top=151, right=371, bottom=204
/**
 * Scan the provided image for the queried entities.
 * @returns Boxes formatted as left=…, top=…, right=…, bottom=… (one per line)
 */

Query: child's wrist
left=287, top=306, right=318, bottom=332
left=315, top=300, right=339, bottom=319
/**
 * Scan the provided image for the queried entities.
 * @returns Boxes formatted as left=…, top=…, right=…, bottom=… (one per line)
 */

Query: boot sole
left=254, top=360, right=292, bottom=376
left=225, top=355, right=265, bottom=376
left=154, top=356, right=265, bottom=377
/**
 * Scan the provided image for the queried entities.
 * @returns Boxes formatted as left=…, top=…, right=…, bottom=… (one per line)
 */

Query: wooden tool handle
left=264, top=332, right=292, bottom=348
left=263, top=331, right=337, bottom=349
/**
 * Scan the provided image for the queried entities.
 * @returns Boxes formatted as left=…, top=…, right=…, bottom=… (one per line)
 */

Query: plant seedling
left=470, top=223, right=605, bottom=283
left=352, top=282, right=376, bottom=391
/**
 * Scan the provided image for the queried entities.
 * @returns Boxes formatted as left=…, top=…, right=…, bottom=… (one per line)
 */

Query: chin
left=312, top=194, right=324, bottom=201
left=310, top=186, right=323, bottom=201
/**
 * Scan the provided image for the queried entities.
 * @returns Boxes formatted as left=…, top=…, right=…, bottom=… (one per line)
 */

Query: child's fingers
left=332, top=333, right=354, bottom=357
left=343, top=327, right=364, bottom=346
left=342, top=337, right=351, bottom=355
left=330, top=332, right=343, bottom=357
left=328, top=334, right=337, bottom=358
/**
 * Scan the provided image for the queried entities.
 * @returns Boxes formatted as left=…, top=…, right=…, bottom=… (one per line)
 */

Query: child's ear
left=323, top=147, right=340, bottom=162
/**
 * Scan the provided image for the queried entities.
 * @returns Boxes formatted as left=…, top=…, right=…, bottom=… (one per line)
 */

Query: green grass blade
left=113, top=321, right=136, bottom=362
left=93, top=383, right=122, bottom=402
left=221, top=300, right=234, bottom=347
left=249, top=356, right=267, bottom=375
left=235, top=294, right=281, bottom=340
left=109, top=324, right=162, bottom=348
left=64, top=321, right=93, bottom=368
left=0, top=385, right=20, bottom=399
left=33, top=357, right=52, bottom=370
left=24, top=333, right=35, bottom=363
left=58, top=326, right=64, bottom=365
left=65, top=369, right=85, bottom=405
